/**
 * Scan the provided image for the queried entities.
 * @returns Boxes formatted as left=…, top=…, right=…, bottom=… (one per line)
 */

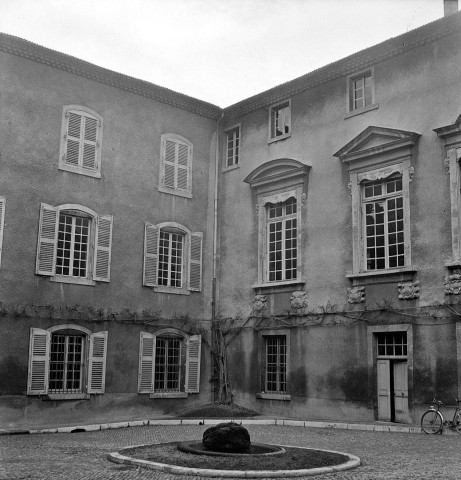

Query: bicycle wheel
left=454, top=413, right=461, bottom=435
left=421, top=410, right=443, bottom=434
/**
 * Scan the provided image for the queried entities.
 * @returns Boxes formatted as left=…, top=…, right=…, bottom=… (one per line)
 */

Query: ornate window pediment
left=335, top=126, right=419, bottom=280
left=244, top=159, right=310, bottom=291
left=334, top=126, right=420, bottom=168
left=243, top=158, right=311, bottom=190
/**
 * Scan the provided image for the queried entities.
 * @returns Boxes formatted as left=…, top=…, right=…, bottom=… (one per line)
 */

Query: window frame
left=223, top=124, right=241, bottom=171
left=345, top=68, right=378, bottom=118
left=434, top=114, right=461, bottom=268
left=268, top=99, right=291, bottom=143
left=138, top=329, right=202, bottom=398
left=36, top=203, right=113, bottom=285
left=27, top=324, right=108, bottom=399
left=143, top=222, right=203, bottom=294
left=334, top=126, right=419, bottom=281
left=58, top=105, right=103, bottom=179
left=158, top=133, right=193, bottom=198
left=256, top=329, right=291, bottom=401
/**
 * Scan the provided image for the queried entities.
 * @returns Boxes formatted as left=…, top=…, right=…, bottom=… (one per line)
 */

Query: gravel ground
left=1, top=424, right=460, bottom=479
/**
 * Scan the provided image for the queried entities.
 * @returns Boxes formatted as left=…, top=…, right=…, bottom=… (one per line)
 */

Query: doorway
left=376, top=331, right=410, bottom=423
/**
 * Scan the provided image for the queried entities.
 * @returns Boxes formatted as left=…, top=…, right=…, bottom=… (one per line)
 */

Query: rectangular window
left=269, top=100, right=291, bottom=141
left=377, top=332, right=407, bottom=357
left=154, top=337, right=182, bottom=392
left=265, top=336, right=286, bottom=393
left=267, top=197, right=297, bottom=282
left=59, top=106, right=102, bottom=178
left=363, top=176, right=404, bottom=270
left=49, top=334, right=84, bottom=394
left=158, top=230, right=184, bottom=288
left=56, top=214, right=90, bottom=278
left=226, top=126, right=240, bottom=168
left=352, top=73, right=372, bottom=110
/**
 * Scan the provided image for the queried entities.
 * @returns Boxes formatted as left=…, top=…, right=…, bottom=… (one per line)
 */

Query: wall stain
left=0, top=356, right=27, bottom=395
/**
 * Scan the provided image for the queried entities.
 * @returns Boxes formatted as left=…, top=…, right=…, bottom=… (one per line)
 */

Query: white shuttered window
left=143, top=222, right=202, bottom=294
left=138, top=331, right=201, bottom=397
left=159, top=134, right=193, bottom=198
left=59, top=106, right=103, bottom=178
left=27, top=327, right=108, bottom=397
left=36, top=203, right=113, bottom=285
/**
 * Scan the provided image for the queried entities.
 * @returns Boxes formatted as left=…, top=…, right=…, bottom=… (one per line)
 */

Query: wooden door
left=393, top=361, right=409, bottom=423
left=377, top=359, right=391, bottom=421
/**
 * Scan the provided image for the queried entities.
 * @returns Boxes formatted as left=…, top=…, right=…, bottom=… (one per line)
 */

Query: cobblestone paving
left=1, top=425, right=460, bottom=479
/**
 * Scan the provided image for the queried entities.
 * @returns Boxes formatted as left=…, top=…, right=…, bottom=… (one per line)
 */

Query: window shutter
left=87, top=331, right=108, bottom=394
left=93, top=214, right=113, bottom=282
left=0, top=197, right=5, bottom=267
left=185, top=335, right=201, bottom=393
left=27, top=328, right=50, bottom=395
left=138, top=332, right=156, bottom=393
left=65, top=111, right=82, bottom=166
left=189, top=232, right=203, bottom=291
left=177, top=143, right=190, bottom=190
left=163, top=138, right=177, bottom=189
left=36, top=203, right=59, bottom=276
left=143, top=223, right=159, bottom=286
left=82, top=115, right=98, bottom=170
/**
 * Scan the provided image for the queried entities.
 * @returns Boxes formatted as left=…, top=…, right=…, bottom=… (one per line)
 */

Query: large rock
left=202, top=422, right=251, bottom=453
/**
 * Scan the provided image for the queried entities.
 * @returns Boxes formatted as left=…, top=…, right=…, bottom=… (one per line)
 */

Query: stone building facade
left=1, top=5, right=461, bottom=427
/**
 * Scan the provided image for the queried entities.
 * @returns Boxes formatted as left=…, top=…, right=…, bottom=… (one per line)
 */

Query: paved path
left=1, top=424, right=460, bottom=479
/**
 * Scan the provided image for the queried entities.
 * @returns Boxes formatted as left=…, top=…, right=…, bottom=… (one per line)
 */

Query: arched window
left=143, top=222, right=202, bottom=294
left=27, top=325, right=108, bottom=398
left=138, top=329, right=201, bottom=398
left=36, top=203, right=113, bottom=285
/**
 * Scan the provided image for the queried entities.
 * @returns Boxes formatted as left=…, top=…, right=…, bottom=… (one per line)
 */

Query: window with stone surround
left=334, top=126, right=419, bottom=280
left=346, top=69, right=378, bottom=118
left=256, top=329, right=291, bottom=401
left=27, top=325, right=107, bottom=398
left=244, top=159, right=310, bottom=291
left=59, top=106, right=103, bottom=178
left=434, top=114, right=461, bottom=269
left=138, top=330, right=201, bottom=398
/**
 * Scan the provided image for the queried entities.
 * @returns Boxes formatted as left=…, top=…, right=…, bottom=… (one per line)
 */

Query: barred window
left=154, top=336, right=183, bottom=392
left=265, top=336, right=287, bottom=394
left=49, top=333, right=84, bottom=393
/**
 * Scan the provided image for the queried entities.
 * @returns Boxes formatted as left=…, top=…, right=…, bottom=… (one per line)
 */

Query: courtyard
left=1, top=423, right=460, bottom=479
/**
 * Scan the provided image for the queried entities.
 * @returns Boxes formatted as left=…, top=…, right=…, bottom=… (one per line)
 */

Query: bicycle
left=420, top=399, right=461, bottom=434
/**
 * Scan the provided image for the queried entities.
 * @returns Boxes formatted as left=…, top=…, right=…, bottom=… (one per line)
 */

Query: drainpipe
left=212, top=111, right=224, bottom=322
left=211, top=111, right=223, bottom=403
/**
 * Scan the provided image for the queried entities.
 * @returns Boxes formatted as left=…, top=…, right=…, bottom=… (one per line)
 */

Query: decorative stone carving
left=253, top=295, right=267, bottom=313
left=409, top=166, right=415, bottom=182
left=398, top=280, right=420, bottom=300
left=347, top=286, right=365, bottom=303
left=445, top=274, right=461, bottom=295
left=444, top=157, right=451, bottom=174
left=290, top=290, right=308, bottom=310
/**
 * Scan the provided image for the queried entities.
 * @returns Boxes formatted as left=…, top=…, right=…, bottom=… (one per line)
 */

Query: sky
left=0, top=0, right=451, bottom=107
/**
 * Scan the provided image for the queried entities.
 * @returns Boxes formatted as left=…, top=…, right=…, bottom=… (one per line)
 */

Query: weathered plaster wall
left=217, top=31, right=461, bottom=318
left=1, top=50, right=217, bottom=318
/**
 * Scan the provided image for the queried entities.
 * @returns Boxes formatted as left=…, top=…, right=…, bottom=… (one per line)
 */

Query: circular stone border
left=108, top=444, right=361, bottom=477
left=178, top=441, right=286, bottom=457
